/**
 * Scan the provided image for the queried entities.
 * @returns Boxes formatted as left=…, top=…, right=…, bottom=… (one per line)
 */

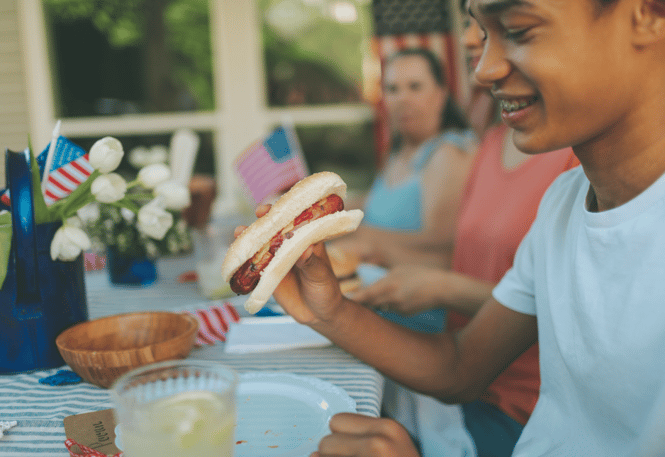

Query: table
left=0, top=255, right=385, bottom=456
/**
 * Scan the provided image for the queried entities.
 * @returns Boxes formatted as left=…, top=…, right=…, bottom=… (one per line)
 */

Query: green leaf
left=28, top=147, right=57, bottom=224
left=109, top=198, right=141, bottom=214
left=49, top=170, right=101, bottom=220
left=0, top=211, right=11, bottom=289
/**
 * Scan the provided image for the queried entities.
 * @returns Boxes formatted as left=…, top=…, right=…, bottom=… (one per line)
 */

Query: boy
left=240, top=0, right=665, bottom=454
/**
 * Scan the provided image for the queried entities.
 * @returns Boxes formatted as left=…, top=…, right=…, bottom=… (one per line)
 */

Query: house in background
left=0, top=0, right=465, bottom=214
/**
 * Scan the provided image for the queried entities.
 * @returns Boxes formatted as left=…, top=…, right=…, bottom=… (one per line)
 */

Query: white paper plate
left=116, top=372, right=356, bottom=457
left=224, top=316, right=332, bottom=354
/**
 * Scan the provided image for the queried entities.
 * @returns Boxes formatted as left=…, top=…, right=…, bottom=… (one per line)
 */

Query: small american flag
left=234, top=125, right=309, bottom=205
left=0, top=137, right=93, bottom=209
left=184, top=302, right=241, bottom=346
left=38, top=137, right=94, bottom=205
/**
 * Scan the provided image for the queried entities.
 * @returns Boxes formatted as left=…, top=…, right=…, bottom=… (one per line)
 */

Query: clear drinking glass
left=111, top=360, right=238, bottom=457
left=191, top=224, right=230, bottom=299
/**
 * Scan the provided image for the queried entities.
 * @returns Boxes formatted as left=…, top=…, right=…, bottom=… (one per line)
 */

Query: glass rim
left=110, top=359, right=238, bottom=397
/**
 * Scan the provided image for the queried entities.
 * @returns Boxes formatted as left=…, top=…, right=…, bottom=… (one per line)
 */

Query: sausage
left=230, top=194, right=344, bottom=295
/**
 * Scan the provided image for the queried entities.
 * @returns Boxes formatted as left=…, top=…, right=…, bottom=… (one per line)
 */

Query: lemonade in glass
left=111, top=360, right=237, bottom=457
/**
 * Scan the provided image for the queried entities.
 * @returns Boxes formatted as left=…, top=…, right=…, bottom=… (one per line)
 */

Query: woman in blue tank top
left=332, top=48, right=476, bottom=333
left=335, top=48, right=475, bottom=272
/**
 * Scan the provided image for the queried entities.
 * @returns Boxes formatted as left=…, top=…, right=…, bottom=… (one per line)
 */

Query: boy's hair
left=594, top=0, right=665, bottom=17
left=384, top=48, right=470, bottom=133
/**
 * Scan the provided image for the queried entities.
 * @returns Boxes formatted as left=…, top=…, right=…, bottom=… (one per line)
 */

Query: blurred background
left=0, top=0, right=467, bottom=216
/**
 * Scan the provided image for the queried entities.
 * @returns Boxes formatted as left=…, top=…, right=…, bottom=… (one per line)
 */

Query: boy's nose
left=474, top=38, right=511, bottom=88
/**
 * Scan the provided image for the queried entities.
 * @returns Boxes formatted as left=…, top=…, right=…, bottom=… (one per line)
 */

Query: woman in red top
left=352, top=4, right=578, bottom=455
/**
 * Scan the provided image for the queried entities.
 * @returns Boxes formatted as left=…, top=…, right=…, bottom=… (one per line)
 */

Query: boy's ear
left=632, top=0, right=665, bottom=46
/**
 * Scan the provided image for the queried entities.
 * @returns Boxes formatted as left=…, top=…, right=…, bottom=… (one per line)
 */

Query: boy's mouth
left=499, top=96, right=538, bottom=113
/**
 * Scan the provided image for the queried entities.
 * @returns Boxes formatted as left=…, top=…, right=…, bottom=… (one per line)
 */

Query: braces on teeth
left=501, top=99, right=533, bottom=112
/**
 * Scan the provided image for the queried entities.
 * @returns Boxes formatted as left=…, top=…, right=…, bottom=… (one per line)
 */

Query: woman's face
left=383, top=54, right=448, bottom=142
left=470, top=0, right=641, bottom=155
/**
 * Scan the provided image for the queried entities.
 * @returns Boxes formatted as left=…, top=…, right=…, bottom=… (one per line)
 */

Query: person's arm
left=332, top=143, right=474, bottom=269
left=420, top=143, right=474, bottom=254
left=351, top=264, right=495, bottom=317
left=272, top=239, right=538, bottom=403
left=332, top=225, right=455, bottom=268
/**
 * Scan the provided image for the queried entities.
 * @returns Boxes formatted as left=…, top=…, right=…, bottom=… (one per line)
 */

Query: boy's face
left=469, top=0, right=639, bottom=155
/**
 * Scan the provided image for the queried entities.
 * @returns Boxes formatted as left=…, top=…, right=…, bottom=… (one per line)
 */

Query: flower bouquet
left=0, top=135, right=191, bottom=288
left=53, top=137, right=192, bottom=259
left=80, top=204, right=191, bottom=262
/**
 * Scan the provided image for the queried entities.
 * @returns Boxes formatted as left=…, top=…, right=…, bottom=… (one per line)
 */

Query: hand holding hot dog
left=222, top=172, right=364, bottom=316
left=231, top=202, right=350, bottom=325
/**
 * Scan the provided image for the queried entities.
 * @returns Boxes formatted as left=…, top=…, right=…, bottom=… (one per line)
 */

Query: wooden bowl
left=56, top=311, right=199, bottom=388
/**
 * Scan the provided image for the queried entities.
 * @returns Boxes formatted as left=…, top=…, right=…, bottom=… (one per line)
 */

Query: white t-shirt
left=493, top=166, right=665, bottom=456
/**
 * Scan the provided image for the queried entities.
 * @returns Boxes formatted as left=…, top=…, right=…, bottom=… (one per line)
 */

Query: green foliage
left=43, top=0, right=214, bottom=111
left=27, top=147, right=58, bottom=224
left=260, top=0, right=373, bottom=93
left=0, top=212, right=11, bottom=288
left=44, top=0, right=145, bottom=48
left=164, top=0, right=213, bottom=110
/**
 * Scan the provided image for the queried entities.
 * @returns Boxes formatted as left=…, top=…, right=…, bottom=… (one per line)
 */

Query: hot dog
left=221, top=172, right=364, bottom=314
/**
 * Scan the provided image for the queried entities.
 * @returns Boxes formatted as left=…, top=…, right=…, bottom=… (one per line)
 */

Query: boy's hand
left=311, top=413, right=420, bottom=457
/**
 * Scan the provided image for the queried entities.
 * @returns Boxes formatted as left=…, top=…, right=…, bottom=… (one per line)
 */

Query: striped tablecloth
left=0, top=256, right=384, bottom=456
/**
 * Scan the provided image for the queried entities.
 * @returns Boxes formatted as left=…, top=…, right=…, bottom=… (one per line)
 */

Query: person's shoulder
left=436, top=128, right=478, bottom=154
left=538, top=166, right=586, bottom=212
left=427, top=138, right=475, bottom=171
left=549, top=165, right=585, bottom=188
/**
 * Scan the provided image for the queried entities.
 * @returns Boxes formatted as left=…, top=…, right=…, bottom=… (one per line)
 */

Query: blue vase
left=106, top=247, right=157, bottom=285
left=1, top=148, right=88, bottom=373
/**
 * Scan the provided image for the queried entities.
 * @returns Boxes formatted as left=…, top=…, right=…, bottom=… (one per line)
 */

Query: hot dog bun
left=222, top=171, right=364, bottom=314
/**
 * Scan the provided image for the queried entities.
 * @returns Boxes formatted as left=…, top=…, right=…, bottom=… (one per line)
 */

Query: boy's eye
left=504, top=27, right=529, bottom=41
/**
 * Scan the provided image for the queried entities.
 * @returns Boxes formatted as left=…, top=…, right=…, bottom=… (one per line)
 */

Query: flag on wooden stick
left=37, top=137, right=94, bottom=206
left=0, top=137, right=92, bottom=209
left=234, top=125, right=309, bottom=205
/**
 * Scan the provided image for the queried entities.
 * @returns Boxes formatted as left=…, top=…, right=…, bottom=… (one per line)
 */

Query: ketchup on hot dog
left=230, top=194, right=344, bottom=295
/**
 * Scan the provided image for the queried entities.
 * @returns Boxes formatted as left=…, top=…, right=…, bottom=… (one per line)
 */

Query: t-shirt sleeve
left=492, top=203, right=540, bottom=316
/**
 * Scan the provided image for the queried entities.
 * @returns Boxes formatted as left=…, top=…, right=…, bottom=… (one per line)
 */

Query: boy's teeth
left=501, top=99, right=534, bottom=112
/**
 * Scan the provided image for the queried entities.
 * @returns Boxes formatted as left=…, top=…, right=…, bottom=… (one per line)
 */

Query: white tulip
left=120, top=207, right=136, bottom=222
left=76, top=203, right=100, bottom=223
left=128, top=146, right=150, bottom=168
left=137, top=200, right=173, bottom=240
left=91, top=173, right=127, bottom=203
left=154, top=180, right=191, bottom=210
left=148, top=145, right=169, bottom=164
left=138, top=163, right=171, bottom=189
left=89, top=136, right=124, bottom=173
left=50, top=223, right=91, bottom=261
left=65, top=216, right=83, bottom=228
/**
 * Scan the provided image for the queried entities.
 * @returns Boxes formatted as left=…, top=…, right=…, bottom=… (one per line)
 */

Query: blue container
left=106, top=247, right=157, bottom=286
left=0, top=148, right=88, bottom=373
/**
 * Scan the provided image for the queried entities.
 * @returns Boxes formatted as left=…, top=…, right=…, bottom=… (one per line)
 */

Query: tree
left=43, top=0, right=213, bottom=112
